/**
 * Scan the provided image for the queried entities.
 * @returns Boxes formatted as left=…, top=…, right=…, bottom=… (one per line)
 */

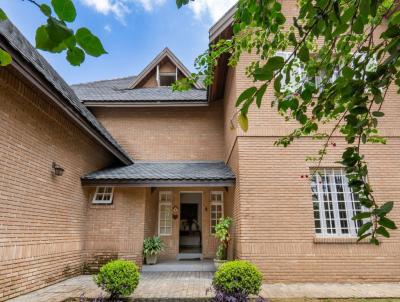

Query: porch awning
left=81, top=161, right=235, bottom=187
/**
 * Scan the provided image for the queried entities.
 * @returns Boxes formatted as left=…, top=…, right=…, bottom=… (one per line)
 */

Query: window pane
left=311, top=168, right=363, bottom=237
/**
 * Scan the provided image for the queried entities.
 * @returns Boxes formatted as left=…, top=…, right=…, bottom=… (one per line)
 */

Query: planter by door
left=146, top=254, right=158, bottom=265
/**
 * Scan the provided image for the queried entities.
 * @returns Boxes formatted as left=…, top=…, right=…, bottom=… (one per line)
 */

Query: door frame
left=178, top=191, right=203, bottom=256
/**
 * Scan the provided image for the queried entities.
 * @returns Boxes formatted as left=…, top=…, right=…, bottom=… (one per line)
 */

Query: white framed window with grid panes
left=210, top=191, right=224, bottom=234
left=310, top=168, right=364, bottom=237
left=92, top=186, right=114, bottom=204
left=158, top=191, right=172, bottom=236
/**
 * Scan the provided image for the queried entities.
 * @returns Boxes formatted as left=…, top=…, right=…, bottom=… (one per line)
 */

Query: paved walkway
left=8, top=274, right=400, bottom=302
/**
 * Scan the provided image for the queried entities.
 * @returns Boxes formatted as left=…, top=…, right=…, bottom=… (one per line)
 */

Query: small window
left=159, top=191, right=172, bottom=236
left=210, top=191, right=224, bottom=234
left=311, top=168, right=364, bottom=237
left=92, top=186, right=114, bottom=204
left=159, top=73, right=176, bottom=86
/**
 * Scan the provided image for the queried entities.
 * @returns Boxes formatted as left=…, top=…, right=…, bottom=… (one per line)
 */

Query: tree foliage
left=0, top=0, right=106, bottom=66
left=176, top=0, right=398, bottom=244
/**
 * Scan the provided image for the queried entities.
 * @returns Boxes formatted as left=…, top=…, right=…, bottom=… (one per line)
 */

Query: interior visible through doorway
left=179, top=192, right=202, bottom=254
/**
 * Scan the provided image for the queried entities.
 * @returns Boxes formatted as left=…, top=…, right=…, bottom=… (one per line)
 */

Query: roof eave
left=209, top=4, right=236, bottom=43
left=81, top=178, right=235, bottom=187
left=82, top=101, right=209, bottom=107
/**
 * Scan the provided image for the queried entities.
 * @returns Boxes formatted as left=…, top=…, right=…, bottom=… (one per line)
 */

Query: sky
left=1, top=0, right=236, bottom=84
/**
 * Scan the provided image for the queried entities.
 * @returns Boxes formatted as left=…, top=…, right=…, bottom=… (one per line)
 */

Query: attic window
left=157, top=65, right=178, bottom=87
left=159, top=73, right=177, bottom=86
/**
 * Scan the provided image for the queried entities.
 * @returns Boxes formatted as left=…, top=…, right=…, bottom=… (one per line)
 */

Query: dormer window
left=156, top=64, right=177, bottom=87
left=159, top=72, right=176, bottom=86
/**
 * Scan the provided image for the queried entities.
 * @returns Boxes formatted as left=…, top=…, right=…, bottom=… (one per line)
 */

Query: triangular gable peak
left=129, top=48, right=203, bottom=89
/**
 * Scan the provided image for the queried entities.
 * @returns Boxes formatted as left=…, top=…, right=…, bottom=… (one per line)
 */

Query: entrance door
left=179, top=193, right=202, bottom=257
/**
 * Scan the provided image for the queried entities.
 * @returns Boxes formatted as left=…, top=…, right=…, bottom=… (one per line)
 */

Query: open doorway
left=179, top=192, right=202, bottom=255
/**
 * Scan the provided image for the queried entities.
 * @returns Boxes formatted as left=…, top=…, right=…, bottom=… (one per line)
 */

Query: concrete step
left=142, top=259, right=215, bottom=272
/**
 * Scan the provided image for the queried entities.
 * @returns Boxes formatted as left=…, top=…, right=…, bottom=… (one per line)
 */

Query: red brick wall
left=90, top=101, right=225, bottom=161
left=0, top=68, right=114, bottom=301
left=84, top=187, right=147, bottom=270
left=221, top=1, right=400, bottom=280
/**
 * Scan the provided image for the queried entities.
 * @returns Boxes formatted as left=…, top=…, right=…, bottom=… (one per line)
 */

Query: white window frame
left=156, top=64, right=178, bottom=87
left=158, top=191, right=172, bottom=236
left=210, top=191, right=224, bottom=234
left=92, top=186, right=114, bottom=204
left=311, top=168, right=364, bottom=238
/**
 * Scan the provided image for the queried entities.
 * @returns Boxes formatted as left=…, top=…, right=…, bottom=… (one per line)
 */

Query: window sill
left=313, top=237, right=370, bottom=244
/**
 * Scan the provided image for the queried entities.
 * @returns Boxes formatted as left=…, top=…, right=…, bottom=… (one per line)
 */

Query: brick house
left=1, top=2, right=400, bottom=301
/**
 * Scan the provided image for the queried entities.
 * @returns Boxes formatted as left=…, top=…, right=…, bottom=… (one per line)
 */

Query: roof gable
left=129, top=47, right=204, bottom=90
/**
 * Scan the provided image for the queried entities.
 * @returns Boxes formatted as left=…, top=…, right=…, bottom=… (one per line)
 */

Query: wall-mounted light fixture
left=52, top=162, right=65, bottom=176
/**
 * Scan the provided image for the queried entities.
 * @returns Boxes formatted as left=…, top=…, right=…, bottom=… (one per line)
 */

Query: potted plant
left=143, top=236, right=164, bottom=265
left=213, top=217, right=232, bottom=269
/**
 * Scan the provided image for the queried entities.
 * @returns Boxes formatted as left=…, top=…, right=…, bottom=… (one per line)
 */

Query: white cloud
left=80, top=0, right=166, bottom=22
left=104, top=24, right=112, bottom=32
left=188, top=0, right=236, bottom=22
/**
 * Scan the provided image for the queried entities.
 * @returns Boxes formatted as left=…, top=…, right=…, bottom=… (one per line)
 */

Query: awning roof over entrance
left=81, top=161, right=235, bottom=187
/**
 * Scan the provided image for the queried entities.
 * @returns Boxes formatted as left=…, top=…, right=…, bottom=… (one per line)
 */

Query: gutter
left=83, top=101, right=209, bottom=107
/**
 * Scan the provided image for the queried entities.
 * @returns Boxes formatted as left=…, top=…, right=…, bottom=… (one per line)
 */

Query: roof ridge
left=71, top=75, right=137, bottom=87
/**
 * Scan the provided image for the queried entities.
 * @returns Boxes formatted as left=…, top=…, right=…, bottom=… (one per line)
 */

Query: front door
left=179, top=192, right=202, bottom=257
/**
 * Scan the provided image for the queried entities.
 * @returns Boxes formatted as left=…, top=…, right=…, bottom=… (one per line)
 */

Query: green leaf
left=267, top=56, right=285, bottom=71
left=238, top=113, right=249, bottom=132
left=0, top=8, right=8, bottom=21
left=372, top=111, right=384, bottom=117
left=357, top=221, right=372, bottom=236
left=255, top=84, right=267, bottom=108
left=389, top=11, right=400, bottom=25
left=35, top=25, right=65, bottom=53
left=274, top=74, right=282, bottom=93
left=370, top=237, right=380, bottom=245
left=376, top=226, right=390, bottom=238
left=47, top=17, right=73, bottom=45
left=352, top=17, right=364, bottom=34
left=75, top=28, right=107, bottom=57
left=288, top=32, right=297, bottom=46
left=298, top=45, right=309, bottom=62
left=352, top=211, right=372, bottom=220
left=342, top=66, right=354, bottom=79
left=51, top=0, right=76, bottom=22
left=66, top=47, right=85, bottom=66
left=0, top=48, right=12, bottom=66
left=379, top=201, right=394, bottom=214
left=40, top=4, right=52, bottom=17
left=176, top=0, right=190, bottom=8
left=357, top=232, right=371, bottom=242
left=359, top=0, right=370, bottom=17
left=236, top=86, right=257, bottom=107
left=379, top=217, right=397, bottom=229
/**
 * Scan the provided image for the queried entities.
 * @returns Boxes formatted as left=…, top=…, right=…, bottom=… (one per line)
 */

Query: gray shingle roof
left=81, top=161, right=235, bottom=185
left=71, top=77, right=207, bottom=103
left=0, top=20, right=132, bottom=164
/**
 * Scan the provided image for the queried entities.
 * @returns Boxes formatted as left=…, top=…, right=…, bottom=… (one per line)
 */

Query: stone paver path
left=8, top=273, right=400, bottom=302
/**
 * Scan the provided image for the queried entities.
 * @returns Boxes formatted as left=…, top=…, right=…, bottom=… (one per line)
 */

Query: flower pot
left=213, top=259, right=227, bottom=270
left=146, top=254, right=158, bottom=265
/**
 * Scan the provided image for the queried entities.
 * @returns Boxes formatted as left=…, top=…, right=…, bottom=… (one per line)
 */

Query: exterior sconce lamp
left=172, top=205, right=179, bottom=220
left=52, top=162, right=65, bottom=176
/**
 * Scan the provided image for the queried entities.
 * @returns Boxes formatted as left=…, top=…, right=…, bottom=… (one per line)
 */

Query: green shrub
left=94, top=259, right=140, bottom=299
left=214, top=217, right=232, bottom=260
left=143, top=236, right=164, bottom=256
left=212, top=260, right=262, bottom=296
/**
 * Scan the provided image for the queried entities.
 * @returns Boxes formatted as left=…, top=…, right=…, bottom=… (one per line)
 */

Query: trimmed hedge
left=94, top=259, right=140, bottom=299
left=212, top=260, right=262, bottom=296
